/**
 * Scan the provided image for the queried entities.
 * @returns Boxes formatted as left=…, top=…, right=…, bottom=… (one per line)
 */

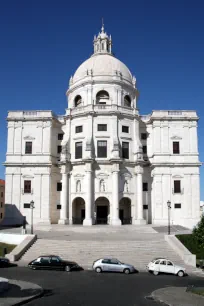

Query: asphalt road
left=0, top=267, right=203, bottom=306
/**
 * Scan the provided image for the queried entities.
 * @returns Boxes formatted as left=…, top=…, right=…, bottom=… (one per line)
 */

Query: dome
left=72, top=54, right=133, bottom=84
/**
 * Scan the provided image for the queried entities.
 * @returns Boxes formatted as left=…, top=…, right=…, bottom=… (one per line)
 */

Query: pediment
left=96, top=172, right=109, bottom=178
left=73, top=173, right=85, bottom=179
left=24, top=136, right=35, bottom=140
left=172, top=174, right=183, bottom=178
left=171, top=135, right=182, bottom=140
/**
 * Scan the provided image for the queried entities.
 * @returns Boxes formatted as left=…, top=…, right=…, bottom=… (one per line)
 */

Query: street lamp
left=30, top=200, right=35, bottom=234
left=167, top=200, right=171, bottom=235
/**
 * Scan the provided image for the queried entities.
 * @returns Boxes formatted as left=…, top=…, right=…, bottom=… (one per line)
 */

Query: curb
left=10, top=289, right=44, bottom=306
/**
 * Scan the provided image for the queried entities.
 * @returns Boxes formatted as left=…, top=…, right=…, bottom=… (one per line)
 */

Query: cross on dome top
left=93, top=21, right=112, bottom=55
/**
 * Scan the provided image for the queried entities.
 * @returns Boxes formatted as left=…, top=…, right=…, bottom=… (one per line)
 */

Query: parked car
left=0, top=257, right=11, bottom=268
left=93, top=258, right=136, bottom=274
left=147, top=258, right=186, bottom=277
left=28, top=255, right=82, bottom=272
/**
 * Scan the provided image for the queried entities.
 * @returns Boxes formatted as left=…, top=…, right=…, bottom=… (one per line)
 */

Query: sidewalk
left=0, top=279, right=43, bottom=306
left=151, top=286, right=204, bottom=306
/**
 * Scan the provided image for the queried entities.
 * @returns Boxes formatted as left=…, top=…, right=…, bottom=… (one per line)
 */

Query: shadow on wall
left=0, top=204, right=24, bottom=227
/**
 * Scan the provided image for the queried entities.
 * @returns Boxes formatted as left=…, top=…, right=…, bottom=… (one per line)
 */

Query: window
left=143, top=182, right=148, bottom=191
left=174, top=203, right=181, bottom=209
left=110, top=259, right=119, bottom=265
left=167, top=261, right=173, bottom=266
left=155, top=260, right=160, bottom=265
left=142, top=145, right=147, bottom=154
left=25, top=142, right=32, bottom=154
left=98, top=124, right=107, bottom=131
left=141, top=133, right=147, bottom=140
left=57, top=204, right=61, bottom=210
left=0, top=203, right=2, bottom=208
left=40, top=257, right=50, bottom=264
left=102, top=259, right=110, bottom=264
left=122, top=126, right=129, bottom=133
left=143, top=205, right=148, bottom=209
left=124, top=95, right=131, bottom=107
left=24, top=180, right=31, bottom=194
left=0, top=213, right=2, bottom=219
left=57, top=182, right=62, bottom=191
left=173, top=142, right=180, bottom=154
left=122, top=142, right=129, bottom=159
left=97, top=141, right=107, bottom=158
left=76, top=126, right=83, bottom=133
left=75, top=142, right=82, bottom=159
left=160, top=260, right=166, bottom=265
left=174, top=180, right=181, bottom=193
left=1, top=192, right=3, bottom=197
left=96, top=90, right=109, bottom=104
left=58, top=133, right=64, bottom=140
left=51, top=256, right=60, bottom=263
left=24, top=203, right=30, bottom=208
left=57, top=145, right=62, bottom=154
left=74, top=95, right=82, bottom=107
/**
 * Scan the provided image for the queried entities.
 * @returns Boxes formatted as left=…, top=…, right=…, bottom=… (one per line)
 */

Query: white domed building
left=4, top=25, right=201, bottom=228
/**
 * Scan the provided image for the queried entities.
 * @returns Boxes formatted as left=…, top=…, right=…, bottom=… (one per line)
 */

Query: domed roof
left=73, top=54, right=133, bottom=84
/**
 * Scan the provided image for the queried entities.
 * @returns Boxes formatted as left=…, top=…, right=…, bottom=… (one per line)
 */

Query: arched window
left=124, top=95, right=131, bottom=107
left=74, top=95, right=82, bottom=107
left=96, top=90, right=109, bottom=104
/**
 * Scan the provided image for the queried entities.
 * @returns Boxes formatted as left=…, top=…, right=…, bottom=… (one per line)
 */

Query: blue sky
left=0, top=1, right=204, bottom=197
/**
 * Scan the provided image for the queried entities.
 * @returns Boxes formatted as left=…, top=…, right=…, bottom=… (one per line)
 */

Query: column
left=58, top=165, right=69, bottom=224
left=133, top=165, right=146, bottom=225
left=111, top=164, right=121, bottom=226
left=83, top=163, right=93, bottom=226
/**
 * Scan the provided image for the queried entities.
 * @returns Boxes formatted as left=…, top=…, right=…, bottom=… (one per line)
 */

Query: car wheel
left=153, top=270, right=159, bottom=276
left=177, top=270, right=184, bottom=277
left=95, top=267, right=102, bottom=273
left=65, top=265, right=71, bottom=272
left=123, top=268, right=130, bottom=274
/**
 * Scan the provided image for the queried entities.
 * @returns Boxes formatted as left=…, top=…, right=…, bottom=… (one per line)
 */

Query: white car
left=147, top=258, right=186, bottom=277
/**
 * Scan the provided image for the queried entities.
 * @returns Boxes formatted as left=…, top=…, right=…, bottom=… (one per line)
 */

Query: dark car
left=28, top=255, right=82, bottom=272
left=0, top=257, right=10, bottom=268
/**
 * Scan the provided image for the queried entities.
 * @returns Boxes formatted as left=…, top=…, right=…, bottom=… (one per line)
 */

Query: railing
left=121, top=218, right=132, bottom=225
left=96, top=218, right=108, bottom=224
left=168, top=111, right=182, bottom=116
left=72, top=217, right=84, bottom=224
left=70, top=104, right=135, bottom=116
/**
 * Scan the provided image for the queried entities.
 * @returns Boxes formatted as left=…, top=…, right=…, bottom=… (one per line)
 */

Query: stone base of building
left=111, top=218, right=122, bottom=226
left=58, top=219, right=69, bottom=225
left=83, top=218, right=93, bottom=226
left=132, top=219, right=147, bottom=225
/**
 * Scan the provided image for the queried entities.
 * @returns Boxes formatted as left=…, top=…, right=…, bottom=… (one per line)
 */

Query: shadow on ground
left=0, top=284, right=42, bottom=298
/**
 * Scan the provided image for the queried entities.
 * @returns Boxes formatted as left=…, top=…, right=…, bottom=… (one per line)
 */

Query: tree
left=192, top=215, right=204, bottom=249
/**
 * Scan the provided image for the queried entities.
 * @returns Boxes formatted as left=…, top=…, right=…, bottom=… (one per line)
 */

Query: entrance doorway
left=119, top=198, right=131, bottom=224
left=72, top=197, right=85, bottom=224
left=95, top=197, right=110, bottom=225
left=97, top=206, right=108, bottom=224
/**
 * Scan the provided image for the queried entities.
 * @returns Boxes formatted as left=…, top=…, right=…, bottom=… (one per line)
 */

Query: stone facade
left=4, top=25, right=201, bottom=228
left=0, top=179, right=5, bottom=222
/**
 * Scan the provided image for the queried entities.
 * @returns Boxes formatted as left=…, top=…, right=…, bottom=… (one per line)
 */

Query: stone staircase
left=21, top=237, right=190, bottom=271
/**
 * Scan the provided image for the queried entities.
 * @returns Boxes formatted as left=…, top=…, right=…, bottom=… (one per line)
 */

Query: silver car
left=93, top=258, right=136, bottom=274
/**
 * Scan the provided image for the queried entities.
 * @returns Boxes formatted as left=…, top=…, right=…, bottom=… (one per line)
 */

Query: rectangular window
left=174, top=180, right=181, bottom=193
left=24, top=180, right=31, bottom=194
left=24, top=203, right=30, bottom=209
left=58, top=133, right=64, bottom=140
left=57, top=145, right=62, bottom=154
left=0, top=213, right=2, bottom=219
left=75, top=126, right=83, bottom=133
left=174, top=203, right=181, bottom=209
left=57, top=182, right=62, bottom=191
left=97, top=141, right=107, bottom=158
left=122, top=126, right=129, bottom=133
left=173, top=142, right=180, bottom=154
left=141, top=133, right=147, bottom=140
left=143, top=182, right=148, bottom=191
left=1, top=192, right=3, bottom=197
left=142, top=145, right=147, bottom=154
left=75, top=142, right=82, bottom=159
left=143, top=205, right=148, bottom=209
left=122, top=142, right=129, bottom=159
left=25, top=142, right=32, bottom=154
left=98, top=124, right=107, bottom=131
left=57, top=204, right=61, bottom=210
left=0, top=203, right=2, bottom=208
